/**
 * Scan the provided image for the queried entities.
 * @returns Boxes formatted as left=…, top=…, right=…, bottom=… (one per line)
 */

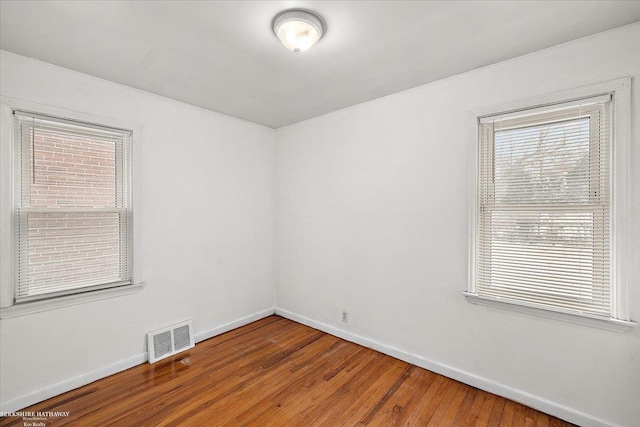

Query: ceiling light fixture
left=273, top=10, right=324, bottom=54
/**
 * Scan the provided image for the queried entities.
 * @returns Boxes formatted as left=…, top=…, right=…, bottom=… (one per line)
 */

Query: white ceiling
left=2, top=1, right=640, bottom=128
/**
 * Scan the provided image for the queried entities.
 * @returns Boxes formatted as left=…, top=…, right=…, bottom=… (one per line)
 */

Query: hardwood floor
left=0, top=316, right=574, bottom=426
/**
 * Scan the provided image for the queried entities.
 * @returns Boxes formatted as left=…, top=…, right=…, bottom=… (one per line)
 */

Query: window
left=12, top=111, right=133, bottom=303
left=468, top=82, right=634, bottom=326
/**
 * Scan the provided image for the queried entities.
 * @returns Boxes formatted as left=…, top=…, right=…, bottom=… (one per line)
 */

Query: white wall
left=0, top=51, right=276, bottom=410
left=276, top=23, right=640, bottom=427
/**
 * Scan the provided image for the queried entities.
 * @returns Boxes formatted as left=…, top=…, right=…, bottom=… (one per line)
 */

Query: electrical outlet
left=342, top=311, right=348, bottom=322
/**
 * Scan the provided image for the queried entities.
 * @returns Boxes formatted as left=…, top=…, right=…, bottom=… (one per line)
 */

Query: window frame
left=466, top=78, right=635, bottom=332
left=0, top=97, right=144, bottom=318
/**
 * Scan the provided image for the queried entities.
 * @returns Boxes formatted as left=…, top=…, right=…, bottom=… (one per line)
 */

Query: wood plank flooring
left=0, top=316, right=574, bottom=426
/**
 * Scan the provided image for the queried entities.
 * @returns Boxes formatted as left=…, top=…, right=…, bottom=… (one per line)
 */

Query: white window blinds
left=13, top=111, right=133, bottom=302
left=476, top=95, right=612, bottom=317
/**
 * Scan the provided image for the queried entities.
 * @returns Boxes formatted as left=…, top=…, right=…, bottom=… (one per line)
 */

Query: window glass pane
left=493, top=118, right=590, bottom=205
left=479, top=209, right=609, bottom=314
left=28, top=127, right=118, bottom=208
left=487, top=210, right=598, bottom=283
left=20, top=212, right=122, bottom=297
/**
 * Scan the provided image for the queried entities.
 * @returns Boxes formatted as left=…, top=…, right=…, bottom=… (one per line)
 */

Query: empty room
left=0, top=1, right=639, bottom=426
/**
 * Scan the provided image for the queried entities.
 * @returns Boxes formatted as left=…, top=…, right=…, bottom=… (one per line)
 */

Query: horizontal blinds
left=13, top=111, right=132, bottom=302
left=477, top=97, right=611, bottom=317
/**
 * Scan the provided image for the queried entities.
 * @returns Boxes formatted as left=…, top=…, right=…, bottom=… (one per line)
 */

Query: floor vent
left=147, top=320, right=195, bottom=363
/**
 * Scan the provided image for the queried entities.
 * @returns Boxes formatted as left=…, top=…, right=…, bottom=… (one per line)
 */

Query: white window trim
left=0, top=96, right=144, bottom=318
left=466, top=77, right=636, bottom=332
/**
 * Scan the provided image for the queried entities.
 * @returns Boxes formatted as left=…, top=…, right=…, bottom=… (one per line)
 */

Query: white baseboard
left=0, top=353, right=146, bottom=413
left=0, top=307, right=276, bottom=413
left=194, top=307, right=275, bottom=343
left=275, top=308, right=619, bottom=427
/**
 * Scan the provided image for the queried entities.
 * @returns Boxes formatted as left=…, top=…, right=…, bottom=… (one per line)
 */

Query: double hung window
left=12, top=111, right=132, bottom=302
left=474, top=95, right=616, bottom=318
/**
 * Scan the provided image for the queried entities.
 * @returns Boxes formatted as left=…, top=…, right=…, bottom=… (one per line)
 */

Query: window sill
left=0, top=282, right=145, bottom=319
left=464, top=292, right=636, bottom=332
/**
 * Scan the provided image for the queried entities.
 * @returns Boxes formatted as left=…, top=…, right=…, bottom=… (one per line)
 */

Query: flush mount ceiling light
left=273, top=10, right=324, bottom=54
